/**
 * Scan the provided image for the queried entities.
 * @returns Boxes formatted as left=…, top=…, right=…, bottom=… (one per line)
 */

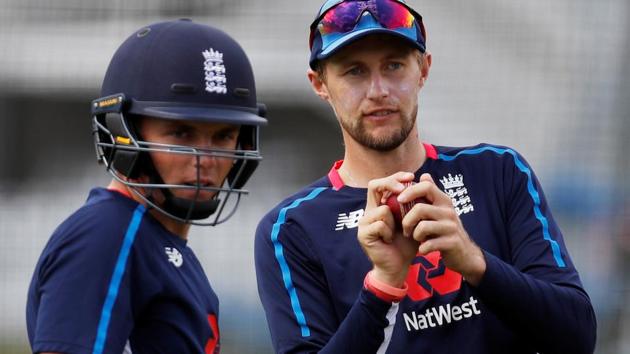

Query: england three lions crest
left=202, top=48, right=227, bottom=94
left=439, top=173, right=474, bottom=216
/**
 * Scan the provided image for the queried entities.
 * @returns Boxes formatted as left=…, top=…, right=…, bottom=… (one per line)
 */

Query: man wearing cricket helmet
left=27, top=19, right=266, bottom=354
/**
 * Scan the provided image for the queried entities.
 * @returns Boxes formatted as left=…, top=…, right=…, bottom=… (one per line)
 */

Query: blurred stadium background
left=1, top=0, right=628, bottom=353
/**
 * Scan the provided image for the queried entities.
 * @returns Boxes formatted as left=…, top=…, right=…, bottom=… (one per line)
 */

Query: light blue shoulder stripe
left=92, top=204, right=146, bottom=354
left=438, top=146, right=566, bottom=267
left=271, top=187, right=328, bottom=337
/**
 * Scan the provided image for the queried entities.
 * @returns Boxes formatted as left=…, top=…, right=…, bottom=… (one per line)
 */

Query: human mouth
left=180, top=180, right=216, bottom=195
left=183, top=180, right=213, bottom=187
left=363, top=108, right=399, bottom=121
left=375, top=110, right=394, bottom=116
left=183, top=180, right=216, bottom=191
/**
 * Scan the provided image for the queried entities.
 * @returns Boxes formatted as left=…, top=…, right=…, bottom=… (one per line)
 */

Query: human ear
left=307, top=69, right=329, bottom=101
left=420, top=51, right=432, bottom=84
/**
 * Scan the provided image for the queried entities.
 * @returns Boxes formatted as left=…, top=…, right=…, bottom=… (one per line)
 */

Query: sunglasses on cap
left=309, top=0, right=426, bottom=50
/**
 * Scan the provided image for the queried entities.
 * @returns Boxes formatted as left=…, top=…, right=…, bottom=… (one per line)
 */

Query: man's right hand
left=357, top=172, right=420, bottom=288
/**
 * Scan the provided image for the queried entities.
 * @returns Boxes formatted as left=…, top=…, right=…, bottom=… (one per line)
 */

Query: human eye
left=386, top=61, right=403, bottom=71
left=169, top=126, right=193, bottom=140
left=214, top=128, right=239, bottom=147
left=217, top=131, right=237, bottom=142
left=345, top=65, right=365, bottom=77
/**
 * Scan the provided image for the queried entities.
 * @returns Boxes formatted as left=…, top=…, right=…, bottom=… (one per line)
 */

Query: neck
left=150, top=210, right=191, bottom=240
left=107, top=179, right=190, bottom=240
left=338, top=126, right=426, bottom=187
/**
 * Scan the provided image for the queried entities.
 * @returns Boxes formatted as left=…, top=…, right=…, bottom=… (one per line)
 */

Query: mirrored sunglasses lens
left=318, top=1, right=363, bottom=34
left=375, top=0, right=415, bottom=28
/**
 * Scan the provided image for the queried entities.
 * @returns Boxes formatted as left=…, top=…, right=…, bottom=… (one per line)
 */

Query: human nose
left=366, top=73, right=389, bottom=100
left=195, top=152, right=218, bottom=170
left=193, top=142, right=218, bottom=169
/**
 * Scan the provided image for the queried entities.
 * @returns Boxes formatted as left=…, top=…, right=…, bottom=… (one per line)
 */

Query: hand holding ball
left=384, top=182, right=428, bottom=227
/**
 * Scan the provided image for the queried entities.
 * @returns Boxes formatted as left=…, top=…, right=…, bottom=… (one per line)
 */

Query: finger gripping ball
left=385, top=194, right=404, bottom=224
left=384, top=182, right=428, bottom=226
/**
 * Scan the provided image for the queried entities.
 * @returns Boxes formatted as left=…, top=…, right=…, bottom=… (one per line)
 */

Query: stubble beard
left=340, top=106, right=418, bottom=152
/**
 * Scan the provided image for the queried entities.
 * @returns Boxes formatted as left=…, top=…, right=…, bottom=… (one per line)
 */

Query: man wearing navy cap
left=26, top=19, right=266, bottom=353
left=255, top=1, right=596, bottom=353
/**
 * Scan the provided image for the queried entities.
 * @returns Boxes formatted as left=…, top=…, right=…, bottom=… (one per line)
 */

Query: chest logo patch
left=335, top=209, right=365, bottom=231
left=165, top=247, right=183, bottom=267
left=439, top=173, right=474, bottom=216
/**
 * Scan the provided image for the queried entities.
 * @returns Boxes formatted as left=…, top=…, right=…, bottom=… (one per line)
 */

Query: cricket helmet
left=92, top=19, right=267, bottom=225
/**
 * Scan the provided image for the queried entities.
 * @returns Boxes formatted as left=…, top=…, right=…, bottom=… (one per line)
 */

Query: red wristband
left=363, top=270, right=408, bottom=303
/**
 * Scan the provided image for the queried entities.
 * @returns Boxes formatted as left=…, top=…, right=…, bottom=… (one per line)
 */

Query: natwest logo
left=406, top=251, right=462, bottom=301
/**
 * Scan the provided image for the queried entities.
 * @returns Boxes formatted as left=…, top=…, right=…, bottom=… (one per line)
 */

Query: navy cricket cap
left=308, top=0, right=426, bottom=69
left=100, top=19, right=266, bottom=126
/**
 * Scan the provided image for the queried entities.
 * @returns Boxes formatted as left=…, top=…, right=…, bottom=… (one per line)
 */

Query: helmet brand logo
left=96, top=96, right=122, bottom=108
left=202, top=48, right=227, bottom=94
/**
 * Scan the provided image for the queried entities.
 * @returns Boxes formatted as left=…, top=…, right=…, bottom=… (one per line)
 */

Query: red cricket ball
left=384, top=182, right=428, bottom=226
left=385, top=194, right=405, bottom=225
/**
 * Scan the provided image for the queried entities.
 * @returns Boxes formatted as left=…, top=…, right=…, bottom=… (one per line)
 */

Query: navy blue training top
left=27, top=188, right=220, bottom=354
left=255, top=143, right=596, bottom=354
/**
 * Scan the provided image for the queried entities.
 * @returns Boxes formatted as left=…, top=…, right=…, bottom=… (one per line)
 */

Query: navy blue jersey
left=27, top=188, right=220, bottom=354
left=255, top=143, right=596, bottom=354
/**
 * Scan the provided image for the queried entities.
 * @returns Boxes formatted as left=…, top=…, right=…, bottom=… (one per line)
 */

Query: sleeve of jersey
left=474, top=150, right=597, bottom=354
left=31, top=212, right=137, bottom=353
left=255, top=214, right=394, bottom=354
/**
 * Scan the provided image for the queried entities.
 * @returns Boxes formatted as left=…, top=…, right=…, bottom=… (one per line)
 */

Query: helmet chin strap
left=160, top=187, right=220, bottom=220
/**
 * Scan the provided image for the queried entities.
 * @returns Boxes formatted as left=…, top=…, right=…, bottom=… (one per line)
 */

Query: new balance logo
left=165, top=247, right=183, bottom=267
left=335, top=209, right=364, bottom=231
